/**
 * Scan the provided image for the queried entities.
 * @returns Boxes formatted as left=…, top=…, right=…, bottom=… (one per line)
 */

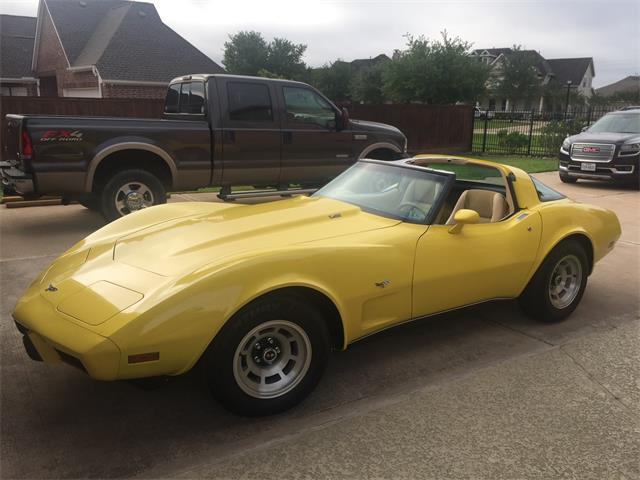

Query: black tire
left=559, top=173, right=577, bottom=184
left=203, top=295, right=330, bottom=416
left=100, top=169, right=166, bottom=222
left=518, top=239, right=589, bottom=323
left=79, top=196, right=100, bottom=211
left=364, top=149, right=403, bottom=161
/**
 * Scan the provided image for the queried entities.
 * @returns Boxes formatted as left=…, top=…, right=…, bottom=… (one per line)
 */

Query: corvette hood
left=114, top=196, right=400, bottom=275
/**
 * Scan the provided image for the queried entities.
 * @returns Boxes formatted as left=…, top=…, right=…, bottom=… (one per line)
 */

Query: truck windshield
left=314, top=162, right=448, bottom=224
left=588, top=113, right=640, bottom=134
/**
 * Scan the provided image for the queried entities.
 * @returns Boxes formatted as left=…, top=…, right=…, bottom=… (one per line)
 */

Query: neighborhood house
left=471, top=48, right=595, bottom=113
left=0, top=0, right=224, bottom=98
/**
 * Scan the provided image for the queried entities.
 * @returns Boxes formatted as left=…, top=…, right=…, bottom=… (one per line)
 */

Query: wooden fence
left=344, top=103, right=474, bottom=153
left=1, top=96, right=473, bottom=154
left=0, top=97, right=164, bottom=150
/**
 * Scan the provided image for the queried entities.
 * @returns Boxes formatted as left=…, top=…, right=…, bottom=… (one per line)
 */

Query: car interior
left=407, top=157, right=516, bottom=225
left=318, top=157, right=517, bottom=225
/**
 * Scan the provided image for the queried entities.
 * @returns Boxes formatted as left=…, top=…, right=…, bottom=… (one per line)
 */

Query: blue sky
left=2, top=0, right=638, bottom=87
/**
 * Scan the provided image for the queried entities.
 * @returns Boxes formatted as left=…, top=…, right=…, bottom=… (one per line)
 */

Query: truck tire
left=559, top=173, right=577, bottom=184
left=79, top=196, right=100, bottom=211
left=100, top=169, right=166, bottom=222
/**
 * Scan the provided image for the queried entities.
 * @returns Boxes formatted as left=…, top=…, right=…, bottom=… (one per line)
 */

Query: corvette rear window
left=530, top=176, right=565, bottom=202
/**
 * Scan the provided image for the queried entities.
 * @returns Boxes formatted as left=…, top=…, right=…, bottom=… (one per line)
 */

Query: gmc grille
left=570, top=143, right=616, bottom=162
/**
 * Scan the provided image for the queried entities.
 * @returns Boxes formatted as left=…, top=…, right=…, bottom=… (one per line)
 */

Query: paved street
left=1, top=172, right=638, bottom=479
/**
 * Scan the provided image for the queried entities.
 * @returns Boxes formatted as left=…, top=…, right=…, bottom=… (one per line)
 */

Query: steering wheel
left=398, top=202, right=428, bottom=221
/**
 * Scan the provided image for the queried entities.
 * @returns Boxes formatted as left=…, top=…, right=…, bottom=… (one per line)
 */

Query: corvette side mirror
left=448, top=209, right=480, bottom=234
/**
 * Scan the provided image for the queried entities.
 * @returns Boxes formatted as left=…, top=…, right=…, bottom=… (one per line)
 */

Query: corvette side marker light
left=128, top=352, right=160, bottom=364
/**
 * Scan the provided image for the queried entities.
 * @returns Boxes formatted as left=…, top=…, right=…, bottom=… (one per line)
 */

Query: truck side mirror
left=337, top=107, right=350, bottom=131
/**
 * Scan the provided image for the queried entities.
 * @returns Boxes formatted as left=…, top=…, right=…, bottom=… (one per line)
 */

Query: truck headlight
left=620, top=143, right=640, bottom=156
left=560, top=138, right=571, bottom=154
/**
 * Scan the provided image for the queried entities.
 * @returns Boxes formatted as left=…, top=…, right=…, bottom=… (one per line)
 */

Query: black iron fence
left=472, top=106, right=622, bottom=156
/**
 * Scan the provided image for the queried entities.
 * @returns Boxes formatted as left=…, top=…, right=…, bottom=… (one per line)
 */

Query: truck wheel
left=203, top=295, right=330, bottom=416
left=100, top=169, right=166, bottom=222
left=559, top=173, right=577, bottom=184
left=518, top=240, right=588, bottom=323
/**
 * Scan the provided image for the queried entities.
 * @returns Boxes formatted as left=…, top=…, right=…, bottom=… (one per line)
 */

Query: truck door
left=217, top=80, right=281, bottom=186
left=278, top=86, right=354, bottom=186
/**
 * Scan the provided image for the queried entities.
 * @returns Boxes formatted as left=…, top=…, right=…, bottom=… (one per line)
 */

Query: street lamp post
left=564, top=80, right=573, bottom=120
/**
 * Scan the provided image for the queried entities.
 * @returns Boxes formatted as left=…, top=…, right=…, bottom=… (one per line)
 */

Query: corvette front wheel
left=518, top=239, right=588, bottom=322
left=204, top=295, right=330, bottom=416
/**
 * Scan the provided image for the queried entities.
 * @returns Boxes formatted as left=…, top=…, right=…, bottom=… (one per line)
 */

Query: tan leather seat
left=445, top=189, right=508, bottom=225
left=401, top=179, right=439, bottom=213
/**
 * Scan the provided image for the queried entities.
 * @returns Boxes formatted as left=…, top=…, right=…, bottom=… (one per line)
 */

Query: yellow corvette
left=13, top=156, right=621, bottom=415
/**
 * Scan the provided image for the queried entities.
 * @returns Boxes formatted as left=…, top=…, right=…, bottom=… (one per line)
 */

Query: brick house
left=471, top=48, right=595, bottom=112
left=1, top=0, right=224, bottom=99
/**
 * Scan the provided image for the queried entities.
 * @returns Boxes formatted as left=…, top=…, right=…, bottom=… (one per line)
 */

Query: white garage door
left=63, top=88, right=101, bottom=98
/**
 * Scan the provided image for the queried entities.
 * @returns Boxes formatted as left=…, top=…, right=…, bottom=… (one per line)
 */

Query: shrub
left=497, top=129, right=529, bottom=153
left=539, top=119, right=587, bottom=154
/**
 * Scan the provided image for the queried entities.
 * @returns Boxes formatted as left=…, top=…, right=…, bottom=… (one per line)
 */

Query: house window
left=40, top=76, right=58, bottom=97
left=1, top=86, right=28, bottom=96
left=500, top=99, right=507, bottom=111
left=488, top=98, right=496, bottom=110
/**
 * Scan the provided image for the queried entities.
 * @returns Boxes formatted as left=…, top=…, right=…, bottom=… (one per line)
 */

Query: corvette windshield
left=314, top=162, right=448, bottom=223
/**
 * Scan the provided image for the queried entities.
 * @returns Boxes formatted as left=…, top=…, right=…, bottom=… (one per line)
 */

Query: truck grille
left=570, top=143, right=615, bottom=162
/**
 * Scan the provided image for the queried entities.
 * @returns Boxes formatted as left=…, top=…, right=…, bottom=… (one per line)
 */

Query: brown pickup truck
left=1, top=74, right=407, bottom=220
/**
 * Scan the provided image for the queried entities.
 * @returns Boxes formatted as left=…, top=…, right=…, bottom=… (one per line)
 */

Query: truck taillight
left=21, top=129, right=33, bottom=157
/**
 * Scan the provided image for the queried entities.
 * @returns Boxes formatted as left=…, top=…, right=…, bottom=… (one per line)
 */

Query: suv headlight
left=560, top=138, right=571, bottom=154
left=620, top=143, right=640, bottom=156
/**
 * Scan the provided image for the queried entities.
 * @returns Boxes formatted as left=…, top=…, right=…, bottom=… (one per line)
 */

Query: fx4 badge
left=40, top=130, right=83, bottom=142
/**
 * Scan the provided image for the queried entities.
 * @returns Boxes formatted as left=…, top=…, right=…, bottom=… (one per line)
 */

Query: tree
left=382, top=32, right=489, bottom=104
left=311, top=61, right=353, bottom=102
left=351, top=63, right=388, bottom=103
left=223, top=31, right=308, bottom=80
left=223, top=31, right=269, bottom=76
left=266, top=38, right=307, bottom=80
left=495, top=46, right=542, bottom=107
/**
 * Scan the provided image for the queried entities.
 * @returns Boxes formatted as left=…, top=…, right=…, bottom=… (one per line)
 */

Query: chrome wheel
left=233, top=320, right=312, bottom=399
left=548, top=254, right=582, bottom=309
left=114, top=182, right=154, bottom=215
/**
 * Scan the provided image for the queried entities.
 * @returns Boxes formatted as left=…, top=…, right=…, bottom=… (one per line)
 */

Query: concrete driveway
left=1, top=173, right=638, bottom=479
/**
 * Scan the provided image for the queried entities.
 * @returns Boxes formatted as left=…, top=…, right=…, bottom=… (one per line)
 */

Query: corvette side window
left=530, top=176, right=565, bottom=202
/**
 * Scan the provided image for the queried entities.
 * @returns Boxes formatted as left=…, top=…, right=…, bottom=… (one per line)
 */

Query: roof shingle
left=0, top=15, right=37, bottom=78
left=44, top=0, right=224, bottom=82
left=544, top=58, right=594, bottom=85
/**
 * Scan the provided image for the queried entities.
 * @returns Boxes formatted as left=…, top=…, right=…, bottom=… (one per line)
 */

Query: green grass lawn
left=460, top=154, right=559, bottom=173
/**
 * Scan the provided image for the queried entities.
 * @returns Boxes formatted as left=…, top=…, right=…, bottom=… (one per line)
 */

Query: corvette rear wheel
left=519, top=239, right=588, bottom=322
left=204, top=295, right=330, bottom=416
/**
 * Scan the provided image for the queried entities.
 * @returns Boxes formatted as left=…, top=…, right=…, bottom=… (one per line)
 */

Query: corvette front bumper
left=13, top=294, right=121, bottom=380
